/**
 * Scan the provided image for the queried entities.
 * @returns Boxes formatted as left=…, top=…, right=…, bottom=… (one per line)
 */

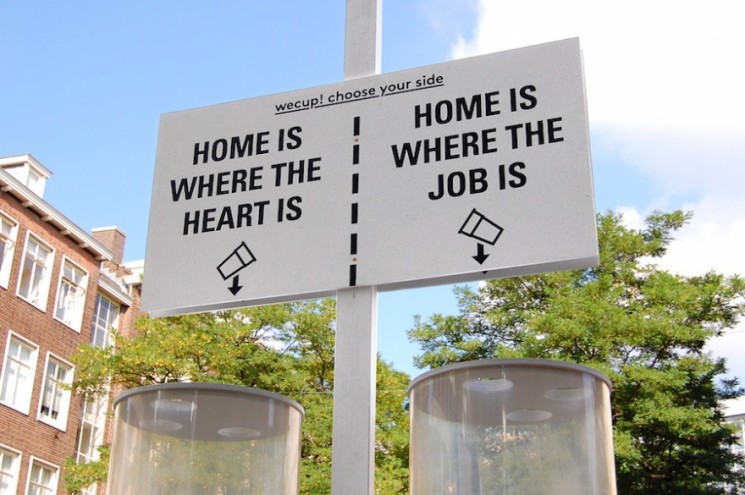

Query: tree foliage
left=63, top=445, right=110, bottom=495
left=68, top=300, right=410, bottom=494
left=409, top=210, right=745, bottom=494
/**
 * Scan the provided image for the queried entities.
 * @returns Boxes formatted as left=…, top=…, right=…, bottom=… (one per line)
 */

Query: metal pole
left=343, top=0, right=382, bottom=80
left=331, top=2, right=381, bottom=494
left=332, top=287, right=379, bottom=494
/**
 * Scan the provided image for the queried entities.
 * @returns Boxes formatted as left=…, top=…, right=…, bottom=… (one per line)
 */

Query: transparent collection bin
left=408, top=359, right=617, bottom=495
left=108, top=383, right=304, bottom=495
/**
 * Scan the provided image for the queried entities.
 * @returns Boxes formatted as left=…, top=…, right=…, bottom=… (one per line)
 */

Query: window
left=75, top=392, right=109, bottom=495
left=0, top=447, right=21, bottom=495
left=76, top=393, right=108, bottom=464
left=0, top=211, right=18, bottom=289
left=38, top=356, right=73, bottom=430
left=54, top=258, right=88, bottom=331
left=26, top=459, right=58, bottom=495
left=0, top=334, right=38, bottom=414
left=90, top=293, right=119, bottom=348
left=17, top=234, right=54, bottom=311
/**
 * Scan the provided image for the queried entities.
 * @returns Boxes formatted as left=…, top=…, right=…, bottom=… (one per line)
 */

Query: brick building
left=0, top=155, right=140, bottom=495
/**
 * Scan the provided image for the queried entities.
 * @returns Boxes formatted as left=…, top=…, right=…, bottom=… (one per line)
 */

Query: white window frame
left=90, top=293, right=120, bottom=348
left=0, top=444, right=22, bottom=495
left=25, top=457, right=58, bottom=495
left=76, top=391, right=109, bottom=464
left=37, top=354, right=73, bottom=431
left=53, top=257, right=88, bottom=332
left=75, top=390, right=109, bottom=495
left=0, top=210, right=19, bottom=290
left=16, top=233, right=54, bottom=311
left=0, top=332, right=39, bottom=415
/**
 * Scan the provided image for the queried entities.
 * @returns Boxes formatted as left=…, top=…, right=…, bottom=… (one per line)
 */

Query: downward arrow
left=472, top=243, right=489, bottom=265
left=228, top=275, right=243, bottom=295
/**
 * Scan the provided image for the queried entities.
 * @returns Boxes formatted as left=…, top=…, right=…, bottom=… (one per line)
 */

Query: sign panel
left=142, top=38, right=598, bottom=316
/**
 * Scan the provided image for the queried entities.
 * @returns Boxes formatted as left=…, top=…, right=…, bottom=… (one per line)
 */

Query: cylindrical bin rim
left=114, top=382, right=305, bottom=417
left=408, top=358, right=612, bottom=394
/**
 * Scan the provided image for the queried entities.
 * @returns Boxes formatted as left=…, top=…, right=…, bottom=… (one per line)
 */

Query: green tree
left=409, top=210, right=745, bottom=494
left=63, top=445, right=110, bottom=495
left=69, top=301, right=410, bottom=494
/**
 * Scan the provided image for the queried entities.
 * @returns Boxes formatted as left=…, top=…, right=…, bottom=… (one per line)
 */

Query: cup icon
left=458, top=209, right=503, bottom=245
left=217, top=242, right=256, bottom=280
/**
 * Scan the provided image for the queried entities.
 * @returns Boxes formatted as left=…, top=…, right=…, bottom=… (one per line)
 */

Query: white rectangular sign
left=142, top=38, right=598, bottom=316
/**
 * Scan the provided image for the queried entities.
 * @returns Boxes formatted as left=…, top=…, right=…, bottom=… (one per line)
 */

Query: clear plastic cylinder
left=408, top=359, right=617, bottom=495
left=108, top=383, right=304, bottom=495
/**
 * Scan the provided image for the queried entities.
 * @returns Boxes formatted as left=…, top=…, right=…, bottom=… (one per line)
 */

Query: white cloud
left=452, top=0, right=745, bottom=134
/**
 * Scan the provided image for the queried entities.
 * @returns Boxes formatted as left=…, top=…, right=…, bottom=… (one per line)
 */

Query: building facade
left=0, top=155, right=140, bottom=495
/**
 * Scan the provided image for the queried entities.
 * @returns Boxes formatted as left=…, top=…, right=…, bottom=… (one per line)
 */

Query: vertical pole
left=332, top=287, right=378, bottom=494
left=343, top=0, right=382, bottom=80
left=332, top=2, right=381, bottom=494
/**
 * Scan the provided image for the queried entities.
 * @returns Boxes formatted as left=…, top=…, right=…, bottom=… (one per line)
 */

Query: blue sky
left=2, top=1, right=744, bottom=406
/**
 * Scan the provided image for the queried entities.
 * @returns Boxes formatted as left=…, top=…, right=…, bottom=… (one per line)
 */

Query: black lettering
left=308, top=157, right=322, bottom=181
left=271, top=162, right=286, bottom=186
left=461, top=132, right=479, bottom=157
left=237, top=203, right=252, bottom=227
left=229, top=133, right=269, bottom=159
left=547, top=117, right=564, bottom=143
left=287, top=161, right=304, bottom=185
left=391, top=141, right=422, bottom=167
left=197, top=174, right=215, bottom=198
left=454, top=94, right=484, bottom=120
left=392, top=129, right=498, bottom=167
left=509, top=162, right=527, bottom=187
left=444, top=134, right=459, bottom=160
left=171, top=176, right=197, bottom=201
left=230, top=135, right=253, bottom=158
left=505, top=123, right=522, bottom=149
left=211, top=139, right=228, bottom=162
left=506, top=119, right=563, bottom=149
left=429, top=168, right=491, bottom=200
left=525, top=121, right=545, bottom=147
left=519, top=85, right=537, bottom=110
left=286, top=196, right=302, bottom=221
left=448, top=171, right=466, bottom=197
left=414, top=103, right=432, bottom=129
left=248, top=167, right=262, bottom=191
left=193, top=142, right=209, bottom=165
left=482, top=128, right=498, bottom=153
left=216, top=172, right=231, bottom=195
left=428, top=174, right=444, bottom=200
left=216, top=206, right=235, bottom=230
left=183, top=210, right=200, bottom=235
left=181, top=202, right=272, bottom=235
left=423, top=137, right=442, bottom=163
left=484, top=91, right=500, bottom=116
left=231, top=170, right=248, bottom=194
left=414, top=93, right=502, bottom=128
left=286, top=126, right=302, bottom=150
left=469, top=168, right=488, bottom=194
left=510, top=85, right=537, bottom=112
left=202, top=208, right=217, bottom=232
left=434, top=100, right=453, bottom=125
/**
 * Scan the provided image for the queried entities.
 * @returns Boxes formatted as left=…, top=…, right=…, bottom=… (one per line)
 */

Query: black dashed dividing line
left=349, top=116, right=361, bottom=287
left=349, top=264, right=357, bottom=287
